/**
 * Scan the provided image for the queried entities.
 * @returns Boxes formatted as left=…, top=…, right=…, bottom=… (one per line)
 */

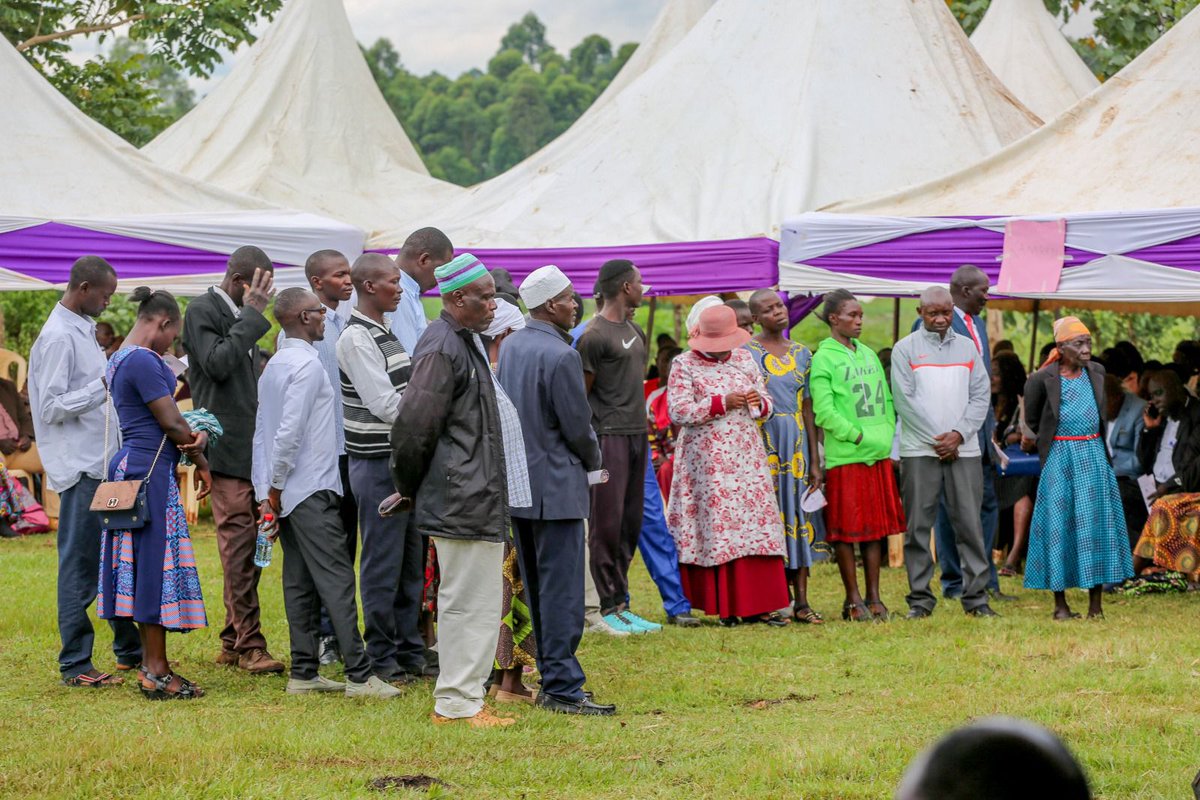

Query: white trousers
left=432, top=537, right=504, bottom=718
left=583, top=520, right=601, bottom=619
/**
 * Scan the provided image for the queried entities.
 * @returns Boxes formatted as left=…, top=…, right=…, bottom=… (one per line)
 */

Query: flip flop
left=62, top=671, right=123, bottom=688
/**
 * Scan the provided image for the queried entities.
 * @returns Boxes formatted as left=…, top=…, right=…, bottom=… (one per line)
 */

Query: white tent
left=589, top=0, right=714, bottom=111
left=779, top=9, right=1200, bottom=304
left=385, top=0, right=1039, bottom=256
left=826, top=6, right=1200, bottom=216
left=0, top=36, right=363, bottom=293
left=144, top=0, right=462, bottom=239
left=969, top=0, right=1098, bottom=121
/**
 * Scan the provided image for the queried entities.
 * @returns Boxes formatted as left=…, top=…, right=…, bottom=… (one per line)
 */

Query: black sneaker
left=666, top=611, right=701, bottom=628
left=317, top=635, right=341, bottom=666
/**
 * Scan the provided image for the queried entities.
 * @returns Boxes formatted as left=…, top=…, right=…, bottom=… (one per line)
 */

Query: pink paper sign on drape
left=998, top=219, right=1067, bottom=293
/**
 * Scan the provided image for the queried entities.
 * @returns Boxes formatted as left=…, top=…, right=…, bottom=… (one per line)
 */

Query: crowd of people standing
left=23, top=239, right=1200, bottom=723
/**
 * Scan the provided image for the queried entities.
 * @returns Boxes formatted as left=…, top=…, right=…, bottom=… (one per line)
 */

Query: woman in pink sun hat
left=665, top=304, right=789, bottom=627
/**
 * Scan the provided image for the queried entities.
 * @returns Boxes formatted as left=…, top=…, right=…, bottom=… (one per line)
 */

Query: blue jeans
left=635, top=450, right=691, bottom=617
left=936, top=464, right=999, bottom=596
left=57, top=477, right=141, bottom=678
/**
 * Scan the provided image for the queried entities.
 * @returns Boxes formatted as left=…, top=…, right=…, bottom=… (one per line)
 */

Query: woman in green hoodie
left=810, top=290, right=906, bottom=622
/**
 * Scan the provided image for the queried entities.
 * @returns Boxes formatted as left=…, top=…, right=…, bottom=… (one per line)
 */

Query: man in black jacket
left=390, top=254, right=516, bottom=728
left=498, top=265, right=616, bottom=716
left=182, top=246, right=284, bottom=674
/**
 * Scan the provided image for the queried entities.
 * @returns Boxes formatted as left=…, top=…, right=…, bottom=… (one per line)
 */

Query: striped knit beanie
left=435, top=253, right=488, bottom=295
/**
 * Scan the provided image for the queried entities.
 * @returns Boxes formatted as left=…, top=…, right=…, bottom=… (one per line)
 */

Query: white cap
left=686, top=295, right=724, bottom=335
left=483, top=298, right=526, bottom=338
left=519, top=265, right=572, bottom=310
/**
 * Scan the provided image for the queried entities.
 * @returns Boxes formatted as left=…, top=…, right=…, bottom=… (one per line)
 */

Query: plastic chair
left=0, top=349, right=27, bottom=390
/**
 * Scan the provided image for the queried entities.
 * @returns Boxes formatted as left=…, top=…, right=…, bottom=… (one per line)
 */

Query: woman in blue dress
left=97, top=288, right=212, bottom=699
left=1022, top=317, right=1132, bottom=620
left=746, top=290, right=825, bottom=624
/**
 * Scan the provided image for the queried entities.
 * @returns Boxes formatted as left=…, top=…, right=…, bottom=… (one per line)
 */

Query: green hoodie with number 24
left=810, top=336, right=896, bottom=469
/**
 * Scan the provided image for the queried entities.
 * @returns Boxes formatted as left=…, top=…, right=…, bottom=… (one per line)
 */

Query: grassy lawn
left=0, top=526, right=1197, bottom=799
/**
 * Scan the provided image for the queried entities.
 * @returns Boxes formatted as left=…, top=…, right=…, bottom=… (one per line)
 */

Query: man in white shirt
left=28, top=256, right=141, bottom=686
left=276, top=249, right=356, bottom=666
left=389, top=227, right=453, bottom=354
left=337, top=253, right=427, bottom=684
left=254, top=288, right=399, bottom=700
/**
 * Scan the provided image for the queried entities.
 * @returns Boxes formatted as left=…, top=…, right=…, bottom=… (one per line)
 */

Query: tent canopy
left=0, top=36, right=363, bottom=294
left=144, top=0, right=461, bottom=240
left=373, top=0, right=1039, bottom=295
left=969, top=0, right=1098, bottom=121
left=779, top=8, right=1200, bottom=305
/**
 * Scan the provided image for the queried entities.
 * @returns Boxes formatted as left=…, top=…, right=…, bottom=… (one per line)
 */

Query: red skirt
left=679, top=556, right=789, bottom=619
left=824, top=461, right=906, bottom=543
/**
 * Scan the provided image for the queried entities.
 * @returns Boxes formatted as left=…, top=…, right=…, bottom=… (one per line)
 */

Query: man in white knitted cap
left=497, top=266, right=616, bottom=716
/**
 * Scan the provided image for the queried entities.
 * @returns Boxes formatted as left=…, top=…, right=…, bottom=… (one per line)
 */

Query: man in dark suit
left=497, top=265, right=616, bottom=717
left=182, top=246, right=284, bottom=674
left=912, top=265, right=1009, bottom=602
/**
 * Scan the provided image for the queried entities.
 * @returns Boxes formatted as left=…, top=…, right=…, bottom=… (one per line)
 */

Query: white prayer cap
left=519, top=265, right=572, bottom=310
left=484, top=298, right=526, bottom=338
left=686, top=295, right=724, bottom=335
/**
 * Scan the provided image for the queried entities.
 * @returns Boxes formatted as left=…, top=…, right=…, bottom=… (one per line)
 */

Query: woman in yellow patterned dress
left=746, top=290, right=825, bottom=623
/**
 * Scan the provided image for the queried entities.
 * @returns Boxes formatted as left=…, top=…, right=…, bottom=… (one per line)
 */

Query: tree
left=1086, top=0, right=1200, bottom=77
left=568, top=34, right=612, bottom=82
left=499, top=11, right=551, bottom=67
left=1, top=1, right=280, bottom=144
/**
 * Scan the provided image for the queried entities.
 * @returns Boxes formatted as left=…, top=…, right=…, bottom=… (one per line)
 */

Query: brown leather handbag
left=89, top=388, right=166, bottom=530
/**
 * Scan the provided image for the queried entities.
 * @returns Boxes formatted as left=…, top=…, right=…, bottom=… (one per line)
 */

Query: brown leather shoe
left=238, top=648, right=285, bottom=674
left=215, top=648, right=240, bottom=667
left=431, top=706, right=516, bottom=728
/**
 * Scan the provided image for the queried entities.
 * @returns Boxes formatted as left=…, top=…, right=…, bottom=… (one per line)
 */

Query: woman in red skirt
left=809, top=290, right=906, bottom=621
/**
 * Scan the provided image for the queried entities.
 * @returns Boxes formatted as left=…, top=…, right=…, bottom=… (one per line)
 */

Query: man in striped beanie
left=391, top=253, right=530, bottom=728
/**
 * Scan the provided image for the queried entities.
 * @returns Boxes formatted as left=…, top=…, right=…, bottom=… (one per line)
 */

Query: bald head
left=748, top=289, right=778, bottom=315
left=949, top=264, right=990, bottom=315
left=351, top=252, right=399, bottom=290
left=274, top=287, right=316, bottom=326
left=227, top=245, right=273, bottom=279
left=399, top=227, right=454, bottom=293
left=919, top=286, right=952, bottom=306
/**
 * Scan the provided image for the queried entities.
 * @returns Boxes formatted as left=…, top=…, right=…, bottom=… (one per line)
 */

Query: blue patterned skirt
left=1024, top=436, right=1133, bottom=591
left=98, top=446, right=206, bottom=631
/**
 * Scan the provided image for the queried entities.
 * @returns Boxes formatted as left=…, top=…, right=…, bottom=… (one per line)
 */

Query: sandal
left=792, top=606, right=825, bottom=625
left=1052, top=610, right=1082, bottom=622
left=841, top=602, right=872, bottom=623
left=997, top=566, right=1018, bottom=578
left=866, top=602, right=890, bottom=622
left=62, top=671, right=123, bottom=688
left=747, top=612, right=790, bottom=627
left=140, top=670, right=204, bottom=700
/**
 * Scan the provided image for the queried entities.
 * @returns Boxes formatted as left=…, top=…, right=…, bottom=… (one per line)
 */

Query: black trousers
left=514, top=517, right=587, bottom=702
left=319, top=454, right=358, bottom=638
left=279, top=491, right=371, bottom=683
left=588, top=434, right=647, bottom=613
left=1117, top=476, right=1149, bottom=552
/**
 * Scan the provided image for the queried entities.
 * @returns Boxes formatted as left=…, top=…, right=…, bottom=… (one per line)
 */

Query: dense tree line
left=362, top=13, right=635, bottom=186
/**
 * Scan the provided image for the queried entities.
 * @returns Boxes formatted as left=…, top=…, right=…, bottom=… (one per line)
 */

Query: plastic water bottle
left=253, top=514, right=275, bottom=568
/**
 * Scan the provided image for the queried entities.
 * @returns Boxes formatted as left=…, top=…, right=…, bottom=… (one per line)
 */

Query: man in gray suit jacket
left=497, top=266, right=615, bottom=717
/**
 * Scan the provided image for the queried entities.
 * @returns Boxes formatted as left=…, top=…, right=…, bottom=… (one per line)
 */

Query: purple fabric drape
left=800, top=225, right=1200, bottom=283
left=786, top=293, right=823, bottom=328
left=373, top=236, right=781, bottom=296
left=0, top=222, right=239, bottom=283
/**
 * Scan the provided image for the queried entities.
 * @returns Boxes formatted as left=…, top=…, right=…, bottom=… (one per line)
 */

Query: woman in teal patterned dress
left=746, top=290, right=825, bottom=623
left=1022, top=317, right=1132, bottom=620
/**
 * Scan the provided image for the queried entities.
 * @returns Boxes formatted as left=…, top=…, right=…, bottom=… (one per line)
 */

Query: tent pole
left=646, top=297, right=658, bottom=367
left=1028, top=299, right=1041, bottom=372
left=892, top=298, right=901, bottom=344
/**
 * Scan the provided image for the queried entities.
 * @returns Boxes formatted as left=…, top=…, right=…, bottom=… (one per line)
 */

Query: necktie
left=964, top=314, right=982, bottom=354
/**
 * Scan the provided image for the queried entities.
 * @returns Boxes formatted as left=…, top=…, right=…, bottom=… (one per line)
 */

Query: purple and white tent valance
left=778, top=208, right=1200, bottom=302
left=0, top=211, right=365, bottom=295
left=373, top=236, right=781, bottom=297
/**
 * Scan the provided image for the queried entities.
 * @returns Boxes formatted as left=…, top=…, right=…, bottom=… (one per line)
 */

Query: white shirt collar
left=212, top=285, right=240, bottom=318
left=52, top=302, right=98, bottom=336
left=278, top=338, right=317, bottom=355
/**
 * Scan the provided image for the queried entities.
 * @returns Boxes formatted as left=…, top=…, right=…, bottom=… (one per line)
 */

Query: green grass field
left=0, top=527, right=1196, bottom=799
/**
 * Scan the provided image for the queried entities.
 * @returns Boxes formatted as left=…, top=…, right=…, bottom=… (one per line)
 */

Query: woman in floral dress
left=666, top=305, right=789, bottom=626
left=746, top=290, right=825, bottom=624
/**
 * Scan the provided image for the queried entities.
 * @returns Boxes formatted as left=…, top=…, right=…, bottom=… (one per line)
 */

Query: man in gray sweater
left=891, top=286, right=995, bottom=620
